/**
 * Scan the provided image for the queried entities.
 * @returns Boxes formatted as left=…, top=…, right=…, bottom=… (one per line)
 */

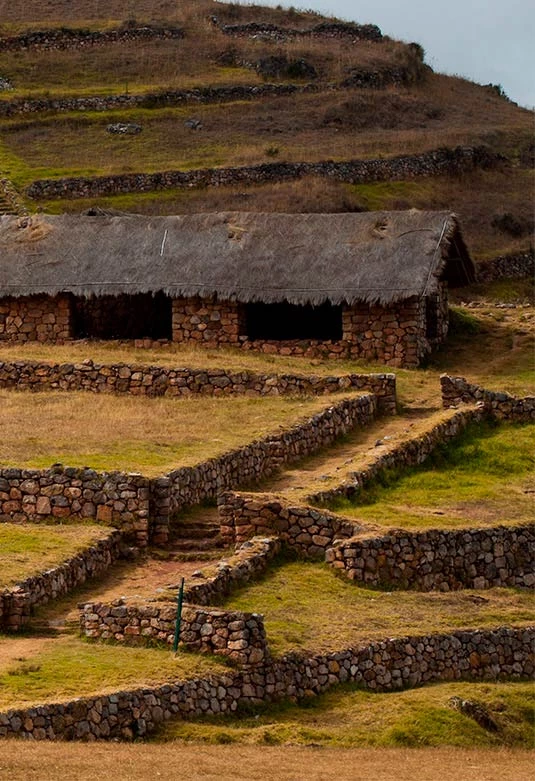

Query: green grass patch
left=154, top=679, right=535, bottom=748
left=0, top=523, right=110, bottom=587
left=220, top=560, right=534, bottom=655
left=322, top=421, right=535, bottom=530
left=0, top=635, right=225, bottom=710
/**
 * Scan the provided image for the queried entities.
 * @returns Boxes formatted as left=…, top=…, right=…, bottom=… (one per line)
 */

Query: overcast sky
left=231, top=0, right=535, bottom=108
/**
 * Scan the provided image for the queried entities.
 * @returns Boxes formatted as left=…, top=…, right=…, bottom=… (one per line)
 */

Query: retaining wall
left=476, top=250, right=534, bottom=283
left=0, top=530, right=123, bottom=631
left=0, top=466, right=150, bottom=546
left=309, top=405, right=486, bottom=505
left=81, top=601, right=268, bottom=666
left=0, top=626, right=532, bottom=740
left=25, top=146, right=503, bottom=200
left=0, top=25, right=184, bottom=52
left=0, top=359, right=396, bottom=413
left=218, top=493, right=357, bottom=552
left=328, top=524, right=535, bottom=590
left=214, top=19, right=383, bottom=42
left=441, top=375, right=535, bottom=422
left=164, top=393, right=377, bottom=520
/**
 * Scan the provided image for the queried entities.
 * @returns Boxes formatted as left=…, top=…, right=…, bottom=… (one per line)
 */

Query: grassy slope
left=220, top=559, right=534, bottom=655
left=0, top=523, right=110, bottom=586
left=0, top=0, right=533, bottom=258
left=0, top=389, right=352, bottom=475
left=322, top=421, right=535, bottom=530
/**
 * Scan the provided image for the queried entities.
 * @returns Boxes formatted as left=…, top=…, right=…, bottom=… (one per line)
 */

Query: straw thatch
left=0, top=211, right=474, bottom=306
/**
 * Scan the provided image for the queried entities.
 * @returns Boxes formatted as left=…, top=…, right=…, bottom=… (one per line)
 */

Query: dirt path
left=255, top=406, right=441, bottom=502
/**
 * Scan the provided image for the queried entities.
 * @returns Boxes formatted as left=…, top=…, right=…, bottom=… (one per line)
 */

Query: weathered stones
left=441, top=376, right=535, bottom=422
left=0, top=626, right=531, bottom=741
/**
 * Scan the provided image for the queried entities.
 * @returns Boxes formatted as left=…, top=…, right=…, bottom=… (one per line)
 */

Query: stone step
left=171, top=522, right=221, bottom=540
left=169, top=536, right=226, bottom=553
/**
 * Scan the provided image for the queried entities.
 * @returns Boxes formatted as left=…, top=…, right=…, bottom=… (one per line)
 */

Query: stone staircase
left=168, top=506, right=226, bottom=558
left=0, top=177, right=27, bottom=215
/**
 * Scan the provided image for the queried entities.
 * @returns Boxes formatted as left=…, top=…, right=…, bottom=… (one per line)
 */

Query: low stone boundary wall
left=165, top=393, right=377, bottom=518
left=26, top=146, right=502, bottom=200
left=327, top=524, right=535, bottom=590
left=0, top=359, right=396, bottom=413
left=214, top=19, right=383, bottom=42
left=0, top=530, right=123, bottom=631
left=309, top=405, right=486, bottom=505
left=0, top=466, right=150, bottom=546
left=0, top=25, right=184, bottom=52
left=183, top=537, right=282, bottom=606
left=441, top=376, right=535, bottom=421
left=476, top=250, right=534, bottom=282
left=81, top=601, right=268, bottom=667
left=0, top=626, right=532, bottom=739
left=218, top=493, right=357, bottom=552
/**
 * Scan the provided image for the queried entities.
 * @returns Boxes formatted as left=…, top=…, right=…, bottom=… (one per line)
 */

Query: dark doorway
left=244, top=301, right=342, bottom=341
left=425, top=296, right=438, bottom=340
left=73, top=292, right=172, bottom=340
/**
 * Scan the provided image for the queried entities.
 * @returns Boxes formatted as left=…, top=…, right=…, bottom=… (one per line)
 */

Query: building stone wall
left=0, top=295, right=72, bottom=342
left=0, top=626, right=532, bottom=740
left=171, top=296, right=243, bottom=345
left=0, top=530, right=123, bottom=631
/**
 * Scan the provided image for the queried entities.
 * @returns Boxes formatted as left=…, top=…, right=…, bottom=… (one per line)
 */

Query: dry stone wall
left=309, top=405, right=486, bottom=505
left=213, top=19, right=383, bottom=42
left=441, top=375, right=535, bottom=421
left=0, top=466, right=150, bottom=546
left=165, top=393, right=377, bottom=517
left=327, top=524, right=535, bottom=590
left=0, top=358, right=396, bottom=413
left=0, top=626, right=532, bottom=740
left=476, top=250, right=534, bottom=283
left=0, top=26, right=184, bottom=52
left=219, top=493, right=357, bottom=553
left=0, top=295, right=71, bottom=342
left=0, top=530, right=123, bottom=631
left=81, top=601, right=268, bottom=666
left=25, top=146, right=502, bottom=200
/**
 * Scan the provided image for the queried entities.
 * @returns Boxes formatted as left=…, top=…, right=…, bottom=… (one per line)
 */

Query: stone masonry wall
left=0, top=359, right=396, bottom=413
left=81, top=602, right=268, bottom=667
left=0, top=530, right=123, bottom=631
left=165, top=393, right=377, bottom=517
left=476, top=250, right=534, bottom=282
left=0, top=295, right=72, bottom=342
left=0, top=466, right=150, bottom=546
left=441, top=375, right=535, bottom=421
left=218, top=492, right=358, bottom=552
left=0, top=25, right=184, bottom=52
left=327, top=524, right=535, bottom=591
left=0, top=626, right=532, bottom=740
left=25, top=146, right=502, bottom=200
left=172, top=297, right=243, bottom=345
left=309, top=405, right=486, bottom=506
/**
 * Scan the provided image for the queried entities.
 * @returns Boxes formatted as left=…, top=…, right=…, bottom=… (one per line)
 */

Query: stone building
left=0, top=211, right=474, bottom=366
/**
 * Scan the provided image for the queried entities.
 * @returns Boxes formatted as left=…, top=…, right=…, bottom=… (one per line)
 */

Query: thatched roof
left=0, top=211, right=474, bottom=305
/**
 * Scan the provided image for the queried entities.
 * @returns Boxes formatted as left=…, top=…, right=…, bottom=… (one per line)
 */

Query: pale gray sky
left=229, top=0, right=535, bottom=107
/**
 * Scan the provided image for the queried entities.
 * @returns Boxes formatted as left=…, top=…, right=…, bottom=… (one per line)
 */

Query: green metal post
left=173, top=577, right=185, bottom=654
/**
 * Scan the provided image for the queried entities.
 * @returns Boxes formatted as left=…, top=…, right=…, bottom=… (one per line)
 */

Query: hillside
left=0, top=0, right=533, bottom=261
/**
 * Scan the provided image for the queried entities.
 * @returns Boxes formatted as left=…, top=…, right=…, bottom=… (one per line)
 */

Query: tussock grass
left=0, top=389, right=353, bottom=475
left=0, top=522, right=110, bottom=587
left=155, top=680, right=535, bottom=748
left=0, top=634, right=225, bottom=710
left=324, top=421, right=535, bottom=530
left=221, top=560, right=534, bottom=655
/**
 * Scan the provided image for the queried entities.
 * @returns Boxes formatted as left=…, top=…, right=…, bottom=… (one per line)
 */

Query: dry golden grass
left=0, top=388, right=354, bottom=475
left=0, top=743, right=532, bottom=781
left=0, top=522, right=110, bottom=587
